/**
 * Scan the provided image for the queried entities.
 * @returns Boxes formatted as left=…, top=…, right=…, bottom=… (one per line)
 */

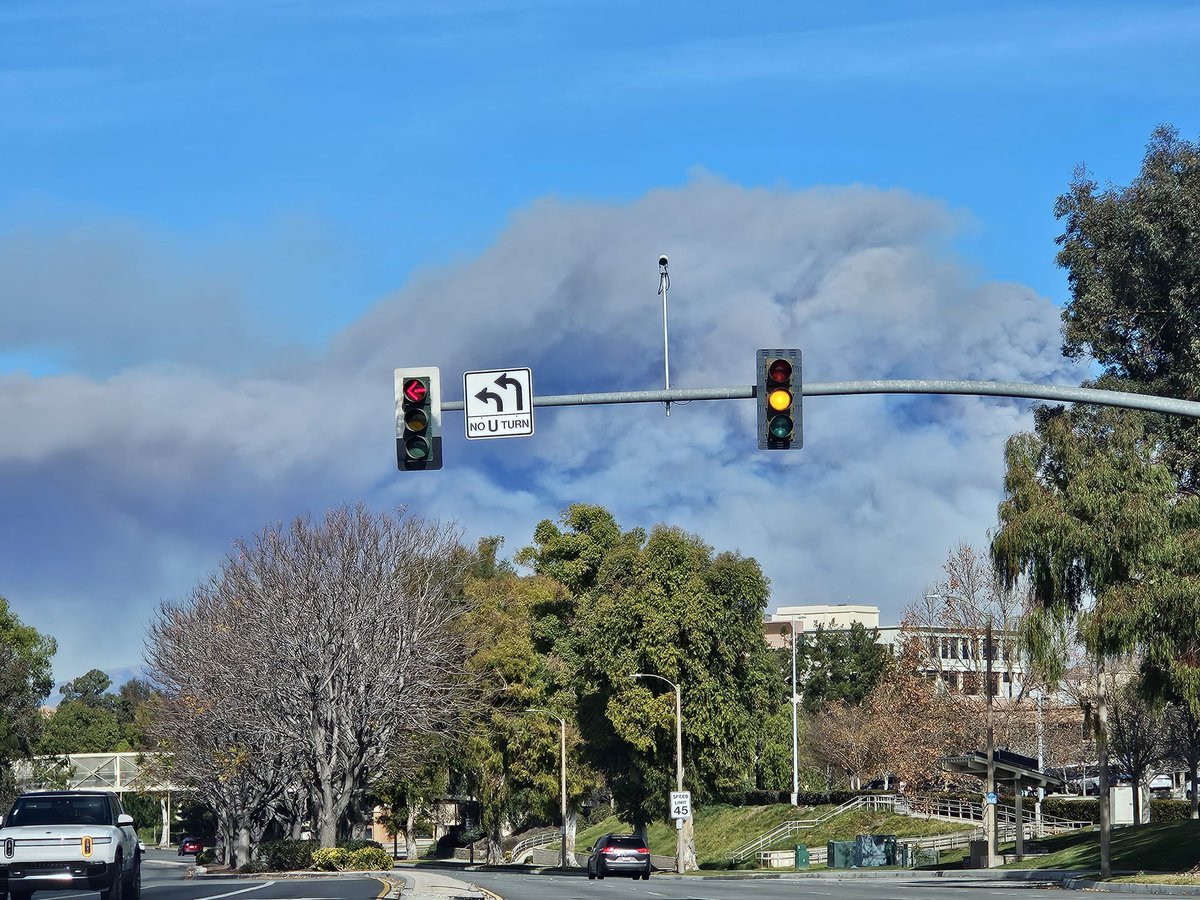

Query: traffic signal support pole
left=440, top=379, right=1200, bottom=418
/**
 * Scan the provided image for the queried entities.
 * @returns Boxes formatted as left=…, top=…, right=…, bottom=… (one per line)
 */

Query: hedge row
left=1041, top=797, right=1196, bottom=824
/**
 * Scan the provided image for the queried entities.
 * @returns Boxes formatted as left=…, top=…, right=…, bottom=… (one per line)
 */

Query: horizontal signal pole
left=440, top=379, right=1200, bottom=420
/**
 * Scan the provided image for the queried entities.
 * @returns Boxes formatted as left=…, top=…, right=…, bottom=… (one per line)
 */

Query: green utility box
left=794, top=844, right=809, bottom=869
left=913, top=846, right=940, bottom=868
left=827, top=840, right=855, bottom=868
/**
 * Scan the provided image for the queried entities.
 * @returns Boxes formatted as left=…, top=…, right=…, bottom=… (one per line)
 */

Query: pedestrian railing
left=727, top=792, right=1091, bottom=864
left=508, top=829, right=562, bottom=862
left=725, top=794, right=897, bottom=862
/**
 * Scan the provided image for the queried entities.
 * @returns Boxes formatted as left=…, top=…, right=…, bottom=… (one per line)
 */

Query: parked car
left=178, top=836, right=205, bottom=856
left=586, top=833, right=651, bottom=880
left=1148, top=773, right=1174, bottom=797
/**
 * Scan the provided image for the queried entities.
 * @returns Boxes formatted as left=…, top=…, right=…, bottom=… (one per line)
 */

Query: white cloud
left=0, top=175, right=1086, bottom=684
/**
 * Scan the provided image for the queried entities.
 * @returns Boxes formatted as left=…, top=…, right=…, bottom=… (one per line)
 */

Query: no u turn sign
left=464, top=367, right=535, bottom=440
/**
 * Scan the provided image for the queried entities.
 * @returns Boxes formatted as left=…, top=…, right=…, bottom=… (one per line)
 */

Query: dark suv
left=586, top=833, right=651, bottom=880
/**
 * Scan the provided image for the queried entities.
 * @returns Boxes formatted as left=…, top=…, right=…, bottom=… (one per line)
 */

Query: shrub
left=311, top=847, right=351, bottom=870
left=237, top=860, right=266, bottom=874
left=195, top=848, right=216, bottom=866
left=259, top=839, right=317, bottom=871
left=336, top=838, right=384, bottom=852
left=347, top=847, right=393, bottom=870
left=1042, top=797, right=1099, bottom=823
left=1150, top=799, right=1191, bottom=823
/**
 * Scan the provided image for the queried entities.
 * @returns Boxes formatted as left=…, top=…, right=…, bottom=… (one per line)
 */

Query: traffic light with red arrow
left=395, top=367, right=442, bottom=471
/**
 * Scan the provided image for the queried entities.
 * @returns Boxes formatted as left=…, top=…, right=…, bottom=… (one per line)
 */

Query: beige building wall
left=763, top=603, right=879, bottom=649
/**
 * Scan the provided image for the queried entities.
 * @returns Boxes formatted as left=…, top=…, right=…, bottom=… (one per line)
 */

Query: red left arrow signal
left=403, top=378, right=428, bottom=404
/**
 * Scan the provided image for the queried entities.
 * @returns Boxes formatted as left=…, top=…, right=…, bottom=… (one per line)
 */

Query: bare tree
left=1163, top=703, right=1200, bottom=819
left=1108, top=677, right=1165, bottom=825
left=146, top=582, right=296, bottom=866
left=808, top=701, right=883, bottom=790
left=808, top=640, right=978, bottom=790
left=146, top=505, right=476, bottom=853
left=903, top=543, right=1031, bottom=701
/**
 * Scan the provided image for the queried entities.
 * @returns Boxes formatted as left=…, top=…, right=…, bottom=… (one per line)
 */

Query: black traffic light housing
left=757, top=349, right=802, bottom=450
left=395, top=366, right=442, bottom=471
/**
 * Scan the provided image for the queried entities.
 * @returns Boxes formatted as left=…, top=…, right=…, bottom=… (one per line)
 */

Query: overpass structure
left=12, top=752, right=184, bottom=848
left=13, top=752, right=179, bottom=794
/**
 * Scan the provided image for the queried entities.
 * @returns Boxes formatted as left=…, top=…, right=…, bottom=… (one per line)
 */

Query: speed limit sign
left=669, top=790, right=691, bottom=819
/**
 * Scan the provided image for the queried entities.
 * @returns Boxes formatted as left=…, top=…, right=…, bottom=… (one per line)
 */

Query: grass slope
left=577, top=803, right=974, bottom=869
left=1002, top=819, right=1200, bottom=874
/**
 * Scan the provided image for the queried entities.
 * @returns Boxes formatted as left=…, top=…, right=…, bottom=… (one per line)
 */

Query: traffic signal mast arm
left=437, top=379, right=1200, bottom=419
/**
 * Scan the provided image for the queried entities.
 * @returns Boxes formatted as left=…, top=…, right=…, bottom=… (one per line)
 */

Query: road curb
left=1064, top=878, right=1200, bottom=895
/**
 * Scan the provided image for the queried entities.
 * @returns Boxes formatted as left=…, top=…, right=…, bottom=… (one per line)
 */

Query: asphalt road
left=31, top=850, right=393, bottom=900
left=460, top=868, right=1174, bottom=900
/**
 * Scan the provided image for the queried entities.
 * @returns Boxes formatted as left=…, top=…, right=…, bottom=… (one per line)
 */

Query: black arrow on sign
left=475, top=387, right=504, bottom=411
left=495, top=373, right=524, bottom=410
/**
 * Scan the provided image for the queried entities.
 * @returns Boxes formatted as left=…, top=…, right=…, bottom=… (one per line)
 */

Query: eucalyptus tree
left=992, top=125, right=1200, bottom=875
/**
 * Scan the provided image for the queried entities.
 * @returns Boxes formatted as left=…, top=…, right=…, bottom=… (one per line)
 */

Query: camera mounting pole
left=658, top=254, right=671, bottom=417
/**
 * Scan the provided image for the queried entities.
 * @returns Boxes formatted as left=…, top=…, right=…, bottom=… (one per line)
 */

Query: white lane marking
left=197, top=880, right=277, bottom=899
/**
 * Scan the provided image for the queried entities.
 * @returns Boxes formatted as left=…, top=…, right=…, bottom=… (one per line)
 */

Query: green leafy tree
left=455, top=544, right=600, bottom=865
left=37, top=700, right=123, bottom=755
left=372, top=738, right=452, bottom=860
left=793, top=622, right=887, bottom=714
left=518, top=505, right=784, bottom=871
left=59, top=669, right=115, bottom=707
left=37, top=671, right=155, bottom=755
left=0, top=596, right=57, bottom=807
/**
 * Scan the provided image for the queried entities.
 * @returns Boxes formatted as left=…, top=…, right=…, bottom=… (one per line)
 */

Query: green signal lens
left=769, top=414, right=793, bottom=440
left=404, top=436, right=431, bottom=460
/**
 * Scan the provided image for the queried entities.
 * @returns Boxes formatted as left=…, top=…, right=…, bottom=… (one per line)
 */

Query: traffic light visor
left=768, top=359, right=792, bottom=384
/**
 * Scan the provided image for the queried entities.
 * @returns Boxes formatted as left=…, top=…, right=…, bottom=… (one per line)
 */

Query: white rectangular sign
left=464, top=367, right=534, bottom=440
left=669, top=790, right=691, bottom=819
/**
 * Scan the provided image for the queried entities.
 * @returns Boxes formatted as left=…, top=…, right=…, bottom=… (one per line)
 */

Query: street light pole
left=787, top=618, right=799, bottom=806
left=528, top=708, right=569, bottom=869
left=630, top=672, right=691, bottom=873
left=985, top=618, right=997, bottom=868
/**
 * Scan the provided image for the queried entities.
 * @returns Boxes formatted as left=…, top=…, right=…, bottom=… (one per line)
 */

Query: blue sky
left=2, top=0, right=1199, bottom=689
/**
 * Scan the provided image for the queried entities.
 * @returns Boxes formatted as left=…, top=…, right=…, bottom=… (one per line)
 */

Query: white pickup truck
left=0, top=790, right=141, bottom=900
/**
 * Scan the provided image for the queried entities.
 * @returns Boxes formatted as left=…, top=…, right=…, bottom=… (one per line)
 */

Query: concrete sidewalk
left=389, top=867, right=496, bottom=899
